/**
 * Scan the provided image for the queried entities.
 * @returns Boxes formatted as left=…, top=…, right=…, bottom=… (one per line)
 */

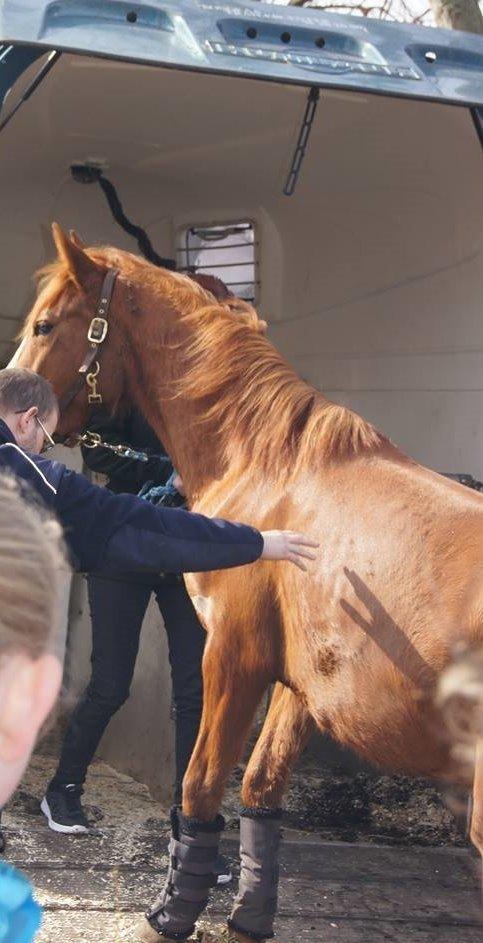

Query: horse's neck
left=159, top=401, right=226, bottom=501
left=127, top=354, right=226, bottom=502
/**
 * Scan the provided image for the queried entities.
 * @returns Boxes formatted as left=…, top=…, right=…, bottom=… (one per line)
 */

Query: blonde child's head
left=0, top=473, right=69, bottom=806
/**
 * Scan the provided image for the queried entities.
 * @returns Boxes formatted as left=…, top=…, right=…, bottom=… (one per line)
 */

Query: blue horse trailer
left=0, top=0, right=482, bottom=797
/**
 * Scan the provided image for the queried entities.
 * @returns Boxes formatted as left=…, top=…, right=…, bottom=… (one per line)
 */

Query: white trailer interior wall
left=0, top=53, right=481, bottom=795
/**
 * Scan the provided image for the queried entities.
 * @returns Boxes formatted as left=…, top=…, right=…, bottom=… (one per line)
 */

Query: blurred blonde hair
left=437, top=645, right=483, bottom=780
left=0, top=473, right=69, bottom=659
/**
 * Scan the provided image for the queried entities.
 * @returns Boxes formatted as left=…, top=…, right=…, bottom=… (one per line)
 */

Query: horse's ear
left=189, top=272, right=234, bottom=301
left=51, top=222, right=100, bottom=287
left=69, top=229, right=86, bottom=250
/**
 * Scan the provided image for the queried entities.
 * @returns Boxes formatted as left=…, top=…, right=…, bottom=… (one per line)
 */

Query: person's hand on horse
left=172, top=473, right=185, bottom=496
left=261, top=531, right=318, bottom=571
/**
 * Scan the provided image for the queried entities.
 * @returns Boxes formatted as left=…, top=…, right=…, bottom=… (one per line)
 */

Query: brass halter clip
left=80, top=431, right=102, bottom=449
left=86, top=360, right=102, bottom=404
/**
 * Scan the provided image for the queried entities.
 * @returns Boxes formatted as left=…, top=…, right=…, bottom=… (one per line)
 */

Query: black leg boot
left=138, top=807, right=224, bottom=941
left=228, top=808, right=282, bottom=941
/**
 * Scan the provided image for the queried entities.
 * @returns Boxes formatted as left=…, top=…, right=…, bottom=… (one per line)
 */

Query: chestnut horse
left=15, top=225, right=483, bottom=940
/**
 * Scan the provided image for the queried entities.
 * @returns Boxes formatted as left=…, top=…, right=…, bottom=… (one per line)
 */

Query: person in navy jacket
left=0, top=368, right=316, bottom=850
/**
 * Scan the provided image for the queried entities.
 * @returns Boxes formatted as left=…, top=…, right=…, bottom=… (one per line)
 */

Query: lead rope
left=70, top=164, right=177, bottom=270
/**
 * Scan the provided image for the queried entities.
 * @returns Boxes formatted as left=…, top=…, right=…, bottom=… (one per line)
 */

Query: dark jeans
left=50, top=574, right=205, bottom=804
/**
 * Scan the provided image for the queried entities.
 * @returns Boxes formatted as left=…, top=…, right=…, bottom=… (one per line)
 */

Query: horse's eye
left=33, top=321, right=53, bottom=337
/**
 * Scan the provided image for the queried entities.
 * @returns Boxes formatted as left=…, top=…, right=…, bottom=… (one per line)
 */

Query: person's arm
left=0, top=444, right=316, bottom=575
left=101, top=500, right=264, bottom=575
left=55, top=468, right=316, bottom=575
left=81, top=412, right=172, bottom=490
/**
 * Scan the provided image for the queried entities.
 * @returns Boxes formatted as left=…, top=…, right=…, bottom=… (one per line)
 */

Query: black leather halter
left=59, top=268, right=118, bottom=415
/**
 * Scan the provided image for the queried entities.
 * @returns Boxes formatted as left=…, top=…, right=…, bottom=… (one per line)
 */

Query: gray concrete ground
left=3, top=752, right=482, bottom=943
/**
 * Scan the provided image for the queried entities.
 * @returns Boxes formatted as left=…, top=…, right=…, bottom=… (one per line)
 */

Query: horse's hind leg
left=139, top=634, right=269, bottom=942
left=241, top=682, right=314, bottom=808
left=228, top=683, right=314, bottom=942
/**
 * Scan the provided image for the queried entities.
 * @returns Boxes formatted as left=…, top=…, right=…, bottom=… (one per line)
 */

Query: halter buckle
left=87, top=317, right=108, bottom=344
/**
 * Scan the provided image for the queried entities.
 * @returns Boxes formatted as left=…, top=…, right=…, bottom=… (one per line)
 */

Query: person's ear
left=33, top=653, right=63, bottom=732
left=16, top=406, right=38, bottom=437
left=0, top=653, right=62, bottom=763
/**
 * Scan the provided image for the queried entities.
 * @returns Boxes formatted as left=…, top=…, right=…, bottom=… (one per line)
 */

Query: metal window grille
left=177, top=221, right=259, bottom=303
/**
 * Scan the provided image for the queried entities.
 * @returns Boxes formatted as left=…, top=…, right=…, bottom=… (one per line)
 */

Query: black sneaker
left=213, top=853, right=233, bottom=886
left=40, top=784, right=89, bottom=834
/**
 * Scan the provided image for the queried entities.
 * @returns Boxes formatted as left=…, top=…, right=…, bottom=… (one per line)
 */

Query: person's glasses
left=14, top=408, right=56, bottom=453
left=35, top=415, right=56, bottom=453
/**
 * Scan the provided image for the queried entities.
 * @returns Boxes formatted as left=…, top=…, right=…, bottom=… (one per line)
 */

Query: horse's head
left=13, top=223, right=130, bottom=438
left=13, top=223, right=266, bottom=443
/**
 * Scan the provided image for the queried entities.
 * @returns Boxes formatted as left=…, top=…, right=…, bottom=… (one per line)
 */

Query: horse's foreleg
left=182, top=647, right=269, bottom=820
left=140, top=635, right=269, bottom=943
left=229, top=684, right=314, bottom=942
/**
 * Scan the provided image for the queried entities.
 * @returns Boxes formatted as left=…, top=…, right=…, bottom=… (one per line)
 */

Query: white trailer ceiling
left=0, top=52, right=482, bottom=474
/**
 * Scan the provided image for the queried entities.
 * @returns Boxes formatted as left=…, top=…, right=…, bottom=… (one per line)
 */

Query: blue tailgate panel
left=0, top=0, right=482, bottom=105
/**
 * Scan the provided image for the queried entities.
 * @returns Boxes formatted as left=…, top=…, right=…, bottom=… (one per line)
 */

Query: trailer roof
left=0, top=0, right=482, bottom=106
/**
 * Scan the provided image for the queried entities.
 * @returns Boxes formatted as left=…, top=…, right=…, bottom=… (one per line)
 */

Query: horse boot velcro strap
left=146, top=809, right=224, bottom=940
left=169, top=838, right=219, bottom=875
left=168, top=868, right=218, bottom=900
left=228, top=808, right=283, bottom=941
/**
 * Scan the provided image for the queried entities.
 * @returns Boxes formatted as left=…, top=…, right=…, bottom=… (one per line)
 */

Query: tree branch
left=287, top=0, right=483, bottom=32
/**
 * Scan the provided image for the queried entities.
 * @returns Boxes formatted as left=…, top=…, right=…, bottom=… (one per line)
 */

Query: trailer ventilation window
left=177, top=221, right=258, bottom=302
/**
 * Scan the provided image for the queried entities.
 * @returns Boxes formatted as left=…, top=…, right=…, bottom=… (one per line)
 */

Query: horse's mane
left=175, top=301, right=384, bottom=476
left=29, top=248, right=385, bottom=477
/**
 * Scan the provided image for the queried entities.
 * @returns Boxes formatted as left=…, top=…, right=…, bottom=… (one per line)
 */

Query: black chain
left=78, top=430, right=150, bottom=462
left=283, top=87, right=320, bottom=197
